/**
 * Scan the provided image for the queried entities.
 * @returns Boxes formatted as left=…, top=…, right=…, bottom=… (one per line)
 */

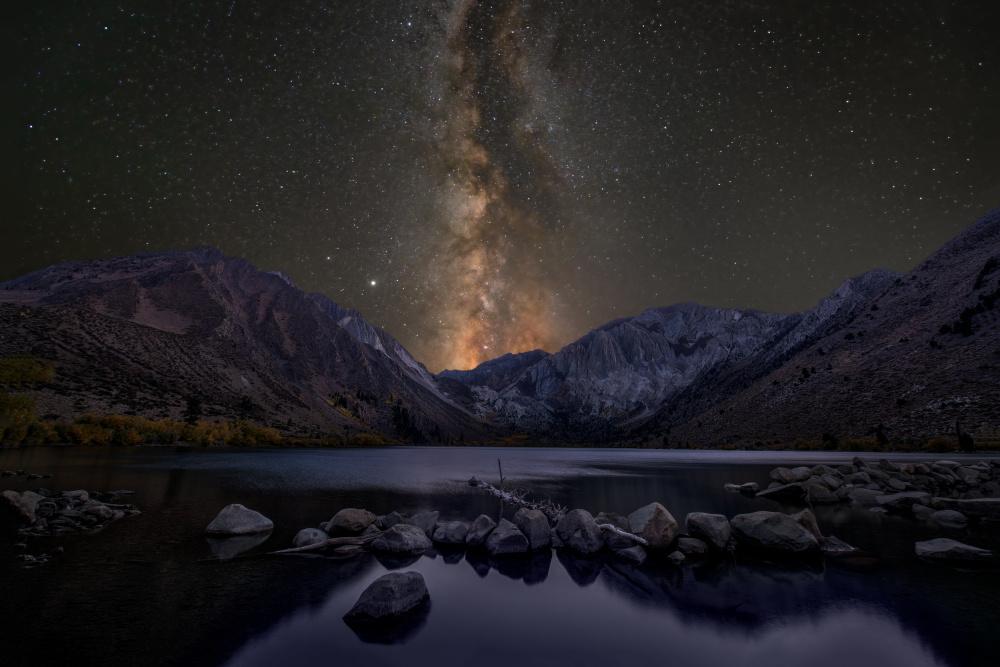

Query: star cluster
left=4, top=1, right=999, bottom=371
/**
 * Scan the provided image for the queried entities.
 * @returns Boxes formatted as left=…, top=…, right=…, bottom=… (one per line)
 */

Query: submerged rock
left=930, top=498, right=1000, bottom=521
left=344, top=571, right=429, bottom=621
left=371, top=524, right=432, bottom=556
left=915, top=538, right=992, bottom=562
left=730, top=511, right=819, bottom=553
left=205, top=504, right=274, bottom=535
left=685, top=512, right=731, bottom=551
left=627, top=502, right=678, bottom=550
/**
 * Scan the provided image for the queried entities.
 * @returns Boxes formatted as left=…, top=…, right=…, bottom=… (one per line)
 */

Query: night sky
left=4, top=1, right=999, bottom=371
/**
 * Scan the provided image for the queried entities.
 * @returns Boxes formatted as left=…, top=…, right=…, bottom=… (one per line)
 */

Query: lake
left=1, top=446, right=998, bottom=667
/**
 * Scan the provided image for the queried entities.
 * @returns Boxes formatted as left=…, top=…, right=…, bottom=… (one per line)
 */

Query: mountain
left=0, top=248, right=487, bottom=442
left=436, top=269, right=899, bottom=439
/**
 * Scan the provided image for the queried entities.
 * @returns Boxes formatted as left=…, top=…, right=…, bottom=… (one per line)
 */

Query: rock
left=63, top=490, right=89, bottom=503
left=677, top=537, right=708, bottom=556
left=888, top=478, right=911, bottom=491
left=668, top=551, right=685, bottom=564
left=821, top=535, right=857, bottom=554
left=555, top=509, right=605, bottom=555
left=615, top=545, right=647, bottom=565
left=848, top=488, right=883, bottom=506
left=85, top=505, right=114, bottom=521
left=790, top=466, right=813, bottom=482
left=739, top=482, right=760, bottom=494
left=627, top=502, right=678, bottom=550
left=915, top=538, right=992, bottom=562
left=875, top=491, right=931, bottom=512
left=806, top=484, right=839, bottom=504
left=293, top=528, right=329, bottom=548
left=343, top=571, right=429, bottom=621
left=934, top=460, right=961, bottom=469
left=930, top=498, right=1000, bottom=520
left=361, top=524, right=383, bottom=537
left=912, top=504, right=935, bottom=519
left=595, top=511, right=633, bottom=550
left=375, top=511, right=406, bottom=531
left=836, top=464, right=853, bottom=475
left=328, top=508, right=378, bottom=535
left=770, top=467, right=797, bottom=484
left=791, top=509, right=824, bottom=540
left=513, top=508, right=551, bottom=550
left=930, top=510, right=968, bottom=526
left=206, top=532, right=270, bottom=560
left=205, top=504, right=273, bottom=535
left=685, top=512, right=731, bottom=551
left=956, top=467, right=981, bottom=484
left=878, top=458, right=901, bottom=472
left=724, top=483, right=742, bottom=492
left=550, top=529, right=564, bottom=549
left=465, top=515, right=497, bottom=547
left=432, top=520, right=469, bottom=545
left=2, top=490, right=46, bottom=522
left=730, top=511, right=820, bottom=553
left=852, top=456, right=870, bottom=469
left=371, top=524, right=432, bottom=556
left=820, top=474, right=844, bottom=491
left=870, top=507, right=888, bottom=513
left=485, top=518, right=529, bottom=555
left=844, top=472, right=872, bottom=486
left=404, top=511, right=439, bottom=540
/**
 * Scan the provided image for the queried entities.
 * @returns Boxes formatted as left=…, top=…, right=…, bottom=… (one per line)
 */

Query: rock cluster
left=3, top=488, right=139, bottom=540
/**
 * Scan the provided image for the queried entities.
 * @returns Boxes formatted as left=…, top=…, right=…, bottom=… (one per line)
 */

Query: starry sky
left=4, top=1, right=1000, bottom=371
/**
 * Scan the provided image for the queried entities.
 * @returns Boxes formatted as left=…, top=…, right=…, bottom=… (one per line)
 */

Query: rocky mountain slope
left=0, top=248, right=488, bottom=442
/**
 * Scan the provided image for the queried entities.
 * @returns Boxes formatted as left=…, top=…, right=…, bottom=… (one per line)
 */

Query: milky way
left=5, top=1, right=1000, bottom=371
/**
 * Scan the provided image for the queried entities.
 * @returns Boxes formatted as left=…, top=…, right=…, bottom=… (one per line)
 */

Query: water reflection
left=205, top=532, right=272, bottom=560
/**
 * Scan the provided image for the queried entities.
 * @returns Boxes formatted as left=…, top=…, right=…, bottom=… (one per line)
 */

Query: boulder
left=627, top=503, right=678, bottom=550
left=848, top=488, right=883, bottom=506
left=513, top=508, right=551, bottom=550
left=361, top=524, right=383, bottom=537
left=756, top=482, right=805, bottom=501
left=595, top=511, right=633, bottom=550
left=930, top=510, right=968, bottom=526
left=724, top=483, right=742, bottom=492
left=685, top=512, right=731, bottom=551
left=852, top=456, right=870, bottom=469
left=730, top=511, right=820, bottom=553
left=790, top=509, right=823, bottom=540
left=790, top=466, right=813, bottom=482
left=404, top=511, right=439, bottom=540
left=887, top=478, right=911, bottom=491
left=806, top=484, right=839, bottom=504
left=668, top=551, right=685, bottom=564
left=820, top=474, right=844, bottom=491
left=2, top=490, right=46, bottom=522
left=465, top=515, right=497, bottom=547
left=915, top=538, right=992, bottom=562
left=912, top=504, right=935, bottom=519
left=821, top=535, right=857, bottom=554
left=875, top=491, right=931, bottom=512
left=930, top=498, right=1000, bottom=520
left=85, top=505, right=114, bottom=521
left=343, top=571, right=429, bottom=621
left=205, top=504, right=273, bottom=535
left=770, top=467, right=797, bottom=484
left=677, top=537, right=708, bottom=556
left=739, top=482, right=760, bottom=494
left=63, top=490, right=89, bottom=503
left=615, top=545, right=647, bottom=565
left=293, top=528, right=329, bottom=548
left=375, top=511, right=406, bottom=531
left=878, top=458, right=901, bottom=472
left=432, top=520, right=469, bottom=545
left=485, top=518, right=529, bottom=555
left=371, top=524, right=432, bottom=556
left=328, top=508, right=378, bottom=535
left=555, top=509, right=605, bottom=555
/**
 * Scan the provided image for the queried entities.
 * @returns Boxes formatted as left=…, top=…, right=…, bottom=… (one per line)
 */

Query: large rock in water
left=465, top=515, right=496, bottom=547
left=555, top=509, right=604, bottom=555
left=685, top=512, right=731, bottom=551
left=327, top=508, right=378, bottom=535
left=915, top=538, right=992, bottom=562
left=730, top=511, right=819, bottom=553
left=343, top=571, right=429, bottom=621
left=432, top=520, right=469, bottom=545
left=205, top=504, right=274, bottom=535
left=627, top=502, right=678, bottom=550
left=371, top=524, right=432, bottom=556
left=513, top=508, right=551, bottom=550
left=486, top=519, right=529, bottom=555
left=2, top=490, right=46, bottom=522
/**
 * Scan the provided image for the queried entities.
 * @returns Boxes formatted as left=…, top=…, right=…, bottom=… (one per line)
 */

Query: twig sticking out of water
left=597, top=523, right=648, bottom=546
left=468, top=476, right=567, bottom=522
left=267, top=533, right=378, bottom=555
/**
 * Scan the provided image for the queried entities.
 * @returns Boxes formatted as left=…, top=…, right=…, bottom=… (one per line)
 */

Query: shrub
left=923, top=437, right=955, bottom=453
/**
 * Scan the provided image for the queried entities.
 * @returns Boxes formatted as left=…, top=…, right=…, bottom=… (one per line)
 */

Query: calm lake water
left=2, top=446, right=998, bottom=667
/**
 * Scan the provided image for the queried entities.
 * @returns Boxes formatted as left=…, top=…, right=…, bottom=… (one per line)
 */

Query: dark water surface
left=2, top=446, right=998, bottom=667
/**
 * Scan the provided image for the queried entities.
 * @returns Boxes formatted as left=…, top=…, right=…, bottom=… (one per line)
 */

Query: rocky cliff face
left=0, top=248, right=486, bottom=441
